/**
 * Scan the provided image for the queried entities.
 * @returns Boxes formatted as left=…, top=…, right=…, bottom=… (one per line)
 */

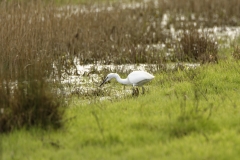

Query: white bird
left=99, top=71, right=154, bottom=96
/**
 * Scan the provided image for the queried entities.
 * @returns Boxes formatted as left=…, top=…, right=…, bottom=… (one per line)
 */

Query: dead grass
left=0, top=76, right=64, bottom=133
left=232, top=46, right=240, bottom=60
left=175, top=29, right=218, bottom=63
left=1, top=0, right=237, bottom=65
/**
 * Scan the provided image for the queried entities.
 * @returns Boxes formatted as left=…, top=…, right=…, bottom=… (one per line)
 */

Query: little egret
left=99, top=71, right=154, bottom=96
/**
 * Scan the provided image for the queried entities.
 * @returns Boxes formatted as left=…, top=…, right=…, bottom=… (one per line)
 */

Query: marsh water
left=54, top=2, right=240, bottom=98
left=60, top=26, right=240, bottom=98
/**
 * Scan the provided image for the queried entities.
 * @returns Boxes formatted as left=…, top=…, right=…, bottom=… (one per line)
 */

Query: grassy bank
left=2, top=60, right=240, bottom=160
left=1, top=0, right=240, bottom=159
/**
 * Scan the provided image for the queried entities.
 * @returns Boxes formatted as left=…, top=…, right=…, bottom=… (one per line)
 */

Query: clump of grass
left=232, top=45, right=240, bottom=60
left=0, top=1, right=67, bottom=133
left=166, top=91, right=218, bottom=138
left=0, top=61, right=65, bottom=133
left=168, top=113, right=210, bottom=138
left=1, top=0, right=238, bottom=67
left=176, top=29, right=218, bottom=63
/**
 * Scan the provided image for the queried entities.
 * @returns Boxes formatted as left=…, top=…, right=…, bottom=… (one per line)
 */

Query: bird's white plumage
left=100, top=70, right=154, bottom=87
left=127, top=71, right=154, bottom=86
left=99, top=71, right=154, bottom=96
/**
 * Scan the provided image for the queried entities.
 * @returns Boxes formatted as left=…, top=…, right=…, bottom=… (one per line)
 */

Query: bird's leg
left=132, top=87, right=139, bottom=96
left=136, top=88, right=139, bottom=96
left=142, top=86, right=145, bottom=94
left=132, top=87, right=135, bottom=96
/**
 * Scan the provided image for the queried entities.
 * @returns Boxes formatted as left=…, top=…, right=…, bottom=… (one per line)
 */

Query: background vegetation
left=1, top=0, right=240, bottom=159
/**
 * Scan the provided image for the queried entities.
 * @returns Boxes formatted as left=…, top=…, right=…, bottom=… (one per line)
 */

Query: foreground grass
left=2, top=60, right=240, bottom=160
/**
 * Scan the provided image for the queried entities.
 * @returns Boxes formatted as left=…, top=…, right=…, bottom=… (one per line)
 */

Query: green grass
left=2, top=60, right=240, bottom=160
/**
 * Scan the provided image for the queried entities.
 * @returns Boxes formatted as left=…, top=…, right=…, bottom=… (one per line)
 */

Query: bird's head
left=99, top=73, right=117, bottom=87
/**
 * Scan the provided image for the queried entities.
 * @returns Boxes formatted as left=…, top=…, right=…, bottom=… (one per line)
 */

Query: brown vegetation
left=0, top=0, right=240, bottom=132
left=176, top=29, right=218, bottom=63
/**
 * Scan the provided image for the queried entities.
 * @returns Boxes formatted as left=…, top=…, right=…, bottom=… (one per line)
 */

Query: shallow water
left=56, top=1, right=240, bottom=98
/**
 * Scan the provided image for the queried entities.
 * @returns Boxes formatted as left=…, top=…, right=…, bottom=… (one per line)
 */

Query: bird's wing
left=128, top=71, right=154, bottom=86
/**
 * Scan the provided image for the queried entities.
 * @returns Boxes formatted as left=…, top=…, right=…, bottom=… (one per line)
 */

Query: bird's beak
left=99, top=77, right=107, bottom=87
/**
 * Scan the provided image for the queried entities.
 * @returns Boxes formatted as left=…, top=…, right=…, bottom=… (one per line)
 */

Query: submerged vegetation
left=1, top=0, right=240, bottom=159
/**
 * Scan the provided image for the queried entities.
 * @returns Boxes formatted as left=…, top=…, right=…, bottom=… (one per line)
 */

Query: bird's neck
left=115, top=75, right=130, bottom=85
